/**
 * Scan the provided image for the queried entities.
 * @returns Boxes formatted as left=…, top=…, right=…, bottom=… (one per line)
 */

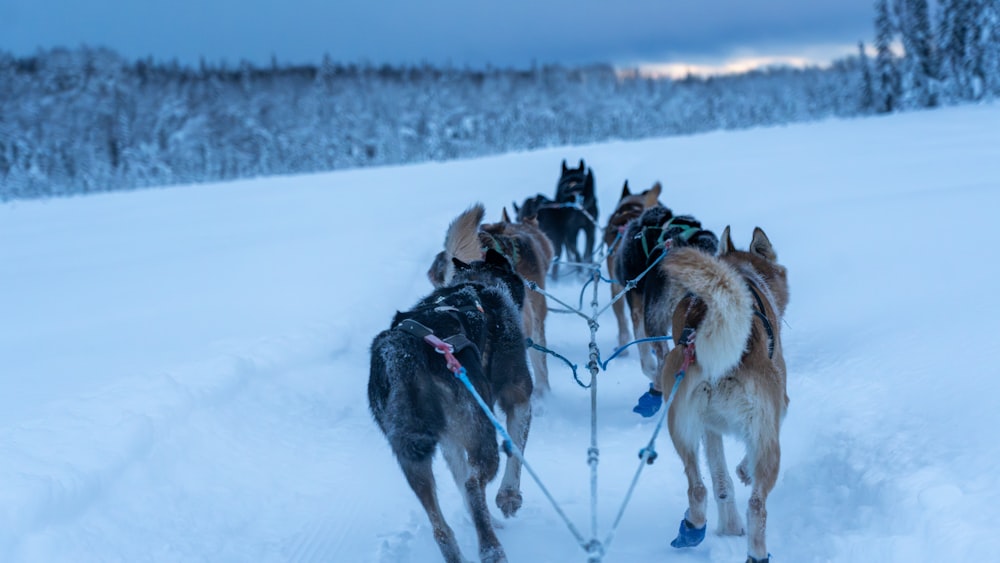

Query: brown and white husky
left=657, top=226, right=789, bottom=563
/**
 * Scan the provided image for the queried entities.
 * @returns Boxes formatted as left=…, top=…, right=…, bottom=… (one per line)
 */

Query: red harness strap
left=680, top=339, right=696, bottom=371
left=677, top=327, right=697, bottom=374
left=423, top=334, right=463, bottom=374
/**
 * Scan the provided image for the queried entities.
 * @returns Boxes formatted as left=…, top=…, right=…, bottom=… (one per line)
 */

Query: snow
left=2, top=104, right=1000, bottom=562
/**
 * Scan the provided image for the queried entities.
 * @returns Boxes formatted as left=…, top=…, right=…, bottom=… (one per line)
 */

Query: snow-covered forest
left=1, top=0, right=997, bottom=201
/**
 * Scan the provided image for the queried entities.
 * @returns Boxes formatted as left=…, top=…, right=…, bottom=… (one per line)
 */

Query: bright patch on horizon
left=634, top=55, right=814, bottom=78
left=625, top=44, right=859, bottom=79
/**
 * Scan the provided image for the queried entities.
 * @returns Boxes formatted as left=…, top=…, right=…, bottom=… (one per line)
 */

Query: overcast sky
left=1, top=1, right=875, bottom=74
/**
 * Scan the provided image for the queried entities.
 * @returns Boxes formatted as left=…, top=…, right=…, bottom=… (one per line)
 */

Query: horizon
left=4, top=41, right=861, bottom=80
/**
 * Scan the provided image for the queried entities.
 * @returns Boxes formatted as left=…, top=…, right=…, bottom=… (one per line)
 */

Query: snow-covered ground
left=2, top=104, right=999, bottom=562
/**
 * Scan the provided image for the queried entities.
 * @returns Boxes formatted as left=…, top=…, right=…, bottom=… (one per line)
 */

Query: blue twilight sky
left=1, top=0, right=875, bottom=75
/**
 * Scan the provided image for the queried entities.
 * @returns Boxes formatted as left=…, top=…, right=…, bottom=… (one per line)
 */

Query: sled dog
left=512, top=160, right=599, bottom=279
left=603, top=180, right=662, bottom=351
left=552, top=159, right=599, bottom=277
left=658, top=226, right=789, bottom=563
left=370, top=247, right=532, bottom=563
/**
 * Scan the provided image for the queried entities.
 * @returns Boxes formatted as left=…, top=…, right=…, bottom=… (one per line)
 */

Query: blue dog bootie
left=746, top=554, right=771, bottom=563
left=670, top=510, right=706, bottom=548
left=632, top=383, right=663, bottom=417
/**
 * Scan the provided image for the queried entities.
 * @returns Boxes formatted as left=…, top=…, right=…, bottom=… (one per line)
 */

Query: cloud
left=1, top=0, right=875, bottom=69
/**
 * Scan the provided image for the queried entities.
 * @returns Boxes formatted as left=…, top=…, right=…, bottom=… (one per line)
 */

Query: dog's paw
left=479, top=544, right=508, bottom=563
left=669, top=515, right=706, bottom=549
left=530, top=396, right=547, bottom=417
left=736, top=458, right=752, bottom=485
left=495, top=487, right=523, bottom=518
left=717, top=517, right=745, bottom=537
left=717, top=501, right=745, bottom=536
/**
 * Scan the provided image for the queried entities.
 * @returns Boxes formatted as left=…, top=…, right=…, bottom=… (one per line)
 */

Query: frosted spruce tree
left=875, top=0, right=903, bottom=112
left=897, top=0, right=940, bottom=107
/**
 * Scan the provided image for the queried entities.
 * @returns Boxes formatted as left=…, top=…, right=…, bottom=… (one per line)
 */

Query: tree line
left=1, top=1, right=996, bottom=201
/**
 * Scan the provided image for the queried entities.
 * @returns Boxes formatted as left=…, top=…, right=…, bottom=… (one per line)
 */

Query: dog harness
left=638, top=216, right=704, bottom=259
left=396, top=318, right=476, bottom=355
left=608, top=201, right=644, bottom=228
left=480, top=231, right=519, bottom=265
left=746, top=282, right=776, bottom=359
left=393, top=293, right=485, bottom=357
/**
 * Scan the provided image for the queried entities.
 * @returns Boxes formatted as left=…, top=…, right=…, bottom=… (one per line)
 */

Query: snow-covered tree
left=896, top=0, right=940, bottom=107
left=875, top=0, right=903, bottom=112
left=858, top=41, right=877, bottom=112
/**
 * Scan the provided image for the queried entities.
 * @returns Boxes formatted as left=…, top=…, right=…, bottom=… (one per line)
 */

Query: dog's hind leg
left=704, top=430, right=745, bottom=536
left=635, top=316, right=659, bottom=381
left=442, top=434, right=507, bottom=563
left=608, top=269, right=631, bottom=351
left=524, top=296, right=550, bottom=396
left=625, top=291, right=658, bottom=379
left=669, top=417, right=708, bottom=530
left=495, top=386, right=532, bottom=518
left=666, top=362, right=709, bottom=548
left=466, top=459, right=506, bottom=563
left=583, top=224, right=596, bottom=265
left=746, top=435, right=780, bottom=561
left=550, top=240, right=563, bottom=279
left=398, top=456, right=465, bottom=563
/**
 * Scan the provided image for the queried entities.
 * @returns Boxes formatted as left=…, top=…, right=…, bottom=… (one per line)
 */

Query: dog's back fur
left=370, top=248, right=533, bottom=563
left=614, top=205, right=719, bottom=380
left=658, top=227, right=789, bottom=561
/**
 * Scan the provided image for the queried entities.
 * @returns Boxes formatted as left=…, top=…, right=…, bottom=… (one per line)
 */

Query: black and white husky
left=368, top=247, right=532, bottom=563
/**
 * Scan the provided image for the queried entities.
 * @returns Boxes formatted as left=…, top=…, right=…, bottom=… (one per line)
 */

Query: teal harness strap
left=639, top=219, right=703, bottom=259
left=481, top=232, right=519, bottom=265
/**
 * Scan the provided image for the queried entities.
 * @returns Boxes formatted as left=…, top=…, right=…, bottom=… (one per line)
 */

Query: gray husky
left=368, top=247, right=532, bottom=563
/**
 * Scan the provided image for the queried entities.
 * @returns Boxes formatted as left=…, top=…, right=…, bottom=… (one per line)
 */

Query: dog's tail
left=442, top=203, right=485, bottom=284
left=661, top=247, right=753, bottom=382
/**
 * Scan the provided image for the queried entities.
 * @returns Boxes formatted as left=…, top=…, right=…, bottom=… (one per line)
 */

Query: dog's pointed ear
left=484, top=248, right=511, bottom=269
left=586, top=169, right=594, bottom=190
left=719, top=225, right=735, bottom=255
left=501, top=207, right=512, bottom=223
left=512, top=201, right=520, bottom=215
left=452, top=256, right=471, bottom=271
left=645, top=182, right=662, bottom=206
left=620, top=181, right=631, bottom=198
left=750, top=227, right=777, bottom=261
left=578, top=159, right=584, bottom=170
left=561, top=159, right=568, bottom=173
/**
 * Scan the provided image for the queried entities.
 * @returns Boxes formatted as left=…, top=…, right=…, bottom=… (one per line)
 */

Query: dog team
left=368, top=159, right=790, bottom=563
